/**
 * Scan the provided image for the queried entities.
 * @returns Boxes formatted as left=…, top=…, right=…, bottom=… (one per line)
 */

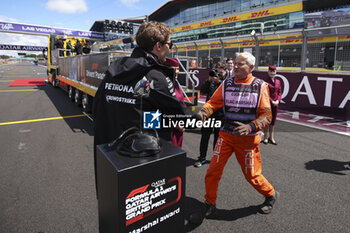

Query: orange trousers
left=205, top=131, right=275, bottom=205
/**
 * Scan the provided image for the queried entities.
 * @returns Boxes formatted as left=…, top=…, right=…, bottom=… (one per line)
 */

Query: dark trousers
left=199, top=126, right=220, bottom=160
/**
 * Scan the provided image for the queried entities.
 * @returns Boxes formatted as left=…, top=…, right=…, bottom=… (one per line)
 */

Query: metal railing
left=173, top=24, right=350, bottom=72
left=176, top=56, right=197, bottom=105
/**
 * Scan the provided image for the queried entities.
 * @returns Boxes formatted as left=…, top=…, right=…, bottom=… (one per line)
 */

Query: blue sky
left=0, top=0, right=166, bottom=56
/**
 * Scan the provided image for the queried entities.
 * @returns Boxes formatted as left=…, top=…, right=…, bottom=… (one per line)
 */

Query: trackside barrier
left=185, top=68, right=350, bottom=120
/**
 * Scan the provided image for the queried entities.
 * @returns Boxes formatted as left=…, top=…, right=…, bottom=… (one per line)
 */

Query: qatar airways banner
left=0, top=44, right=47, bottom=51
left=187, top=68, right=350, bottom=119
left=0, top=21, right=104, bottom=40
left=254, top=71, right=350, bottom=119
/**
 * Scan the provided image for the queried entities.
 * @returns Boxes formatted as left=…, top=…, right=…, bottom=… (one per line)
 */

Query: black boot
left=188, top=201, right=217, bottom=224
left=204, top=201, right=217, bottom=219
left=260, top=191, right=280, bottom=214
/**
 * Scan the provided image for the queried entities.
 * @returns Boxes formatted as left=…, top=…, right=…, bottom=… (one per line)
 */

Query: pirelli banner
left=58, top=53, right=109, bottom=89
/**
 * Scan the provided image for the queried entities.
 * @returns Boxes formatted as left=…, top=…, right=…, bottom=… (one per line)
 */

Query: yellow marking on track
left=4, top=75, right=34, bottom=77
left=0, top=89, right=39, bottom=92
left=0, top=114, right=91, bottom=126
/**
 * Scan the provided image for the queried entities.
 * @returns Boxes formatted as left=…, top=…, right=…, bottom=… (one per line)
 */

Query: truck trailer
left=46, top=35, right=198, bottom=113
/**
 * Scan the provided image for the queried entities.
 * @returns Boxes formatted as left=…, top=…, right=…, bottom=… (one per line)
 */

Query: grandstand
left=120, top=0, right=350, bottom=72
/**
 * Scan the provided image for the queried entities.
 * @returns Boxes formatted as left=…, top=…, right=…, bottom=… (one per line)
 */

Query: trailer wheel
left=74, top=89, right=82, bottom=106
left=82, top=93, right=92, bottom=113
left=68, top=86, right=75, bottom=102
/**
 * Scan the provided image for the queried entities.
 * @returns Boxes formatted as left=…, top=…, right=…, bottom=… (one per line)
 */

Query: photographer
left=194, top=62, right=226, bottom=167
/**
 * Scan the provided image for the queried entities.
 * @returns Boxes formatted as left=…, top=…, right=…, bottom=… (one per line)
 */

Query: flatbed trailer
left=47, top=35, right=199, bottom=113
left=47, top=34, right=132, bottom=112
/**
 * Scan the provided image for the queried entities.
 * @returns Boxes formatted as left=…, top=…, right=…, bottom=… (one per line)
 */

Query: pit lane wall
left=188, top=68, right=350, bottom=120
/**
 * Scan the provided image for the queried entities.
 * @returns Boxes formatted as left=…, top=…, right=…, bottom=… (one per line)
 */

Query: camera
left=209, top=69, right=218, bottom=77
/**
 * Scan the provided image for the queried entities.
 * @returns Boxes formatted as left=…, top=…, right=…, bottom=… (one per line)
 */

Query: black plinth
left=96, top=139, right=186, bottom=233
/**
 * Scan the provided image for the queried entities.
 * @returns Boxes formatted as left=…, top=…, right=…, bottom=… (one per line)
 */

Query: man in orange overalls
left=192, top=52, right=279, bottom=222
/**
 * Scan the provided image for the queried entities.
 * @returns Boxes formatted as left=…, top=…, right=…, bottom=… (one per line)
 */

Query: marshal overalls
left=201, top=74, right=275, bottom=205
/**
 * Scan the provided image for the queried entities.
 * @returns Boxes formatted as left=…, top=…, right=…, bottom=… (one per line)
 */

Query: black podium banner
left=96, top=140, right=186, bottom=233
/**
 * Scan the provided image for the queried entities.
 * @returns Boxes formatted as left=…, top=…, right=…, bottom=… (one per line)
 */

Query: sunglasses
left=162, top=41, right=173, bottom=49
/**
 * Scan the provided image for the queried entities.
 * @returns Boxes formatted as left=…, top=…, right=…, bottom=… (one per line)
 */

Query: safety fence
left=171, top=24, right=350, bottom=72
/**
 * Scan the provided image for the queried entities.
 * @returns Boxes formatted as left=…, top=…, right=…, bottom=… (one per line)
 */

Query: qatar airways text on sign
left=253, top=70, right=350, bottom=118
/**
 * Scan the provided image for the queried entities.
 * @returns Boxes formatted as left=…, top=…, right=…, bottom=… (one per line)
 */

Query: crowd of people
left=54, top=35, right=91, bottom=57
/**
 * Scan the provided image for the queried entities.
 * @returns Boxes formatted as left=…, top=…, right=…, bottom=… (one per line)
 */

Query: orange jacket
left=201, top=74, right=272, bottom=132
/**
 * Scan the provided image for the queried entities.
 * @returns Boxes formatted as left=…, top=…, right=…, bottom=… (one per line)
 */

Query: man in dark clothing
left=75, top=39, right=83, bottom=55
left=83, top=40, right=91, bottom=54
left=194, top=62, right=227, bottom=167
left=55, top=38, right=64, bottom=49
left=93, top=21, right=198, bottom=146
left=65, top=40, right=72, bottom=56
left=54, top=36, right=65, bottom=56
left=93, top=21, right=200, bottom=196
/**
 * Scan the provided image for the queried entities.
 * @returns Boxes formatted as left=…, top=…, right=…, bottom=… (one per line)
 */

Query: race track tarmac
left=0, top=62, right=349, bottom=233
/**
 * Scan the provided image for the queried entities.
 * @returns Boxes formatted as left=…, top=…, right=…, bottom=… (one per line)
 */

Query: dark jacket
left=200, top=74, right=225, bottom=120
left=75, top=41, right=83, bottom=55
left=200, top=80, right=221, bottom=102
left=93, top=47, right=199, bottom=147
left=92, top=47, right=200, bottom=199
left=55, top=39, right=64, bottom=49
left=66, top=41, right=72, bottom=50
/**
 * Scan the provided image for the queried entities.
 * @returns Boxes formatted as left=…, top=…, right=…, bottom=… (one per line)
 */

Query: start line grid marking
left=0, top=89, right=39, bottom=92
left=0, top=114, right=91, bottom=126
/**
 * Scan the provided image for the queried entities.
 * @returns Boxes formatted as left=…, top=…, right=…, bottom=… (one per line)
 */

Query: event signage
left=171, top=2, right=303, bottom=33
left=0, top=44, right=47, bottom=51
left=190, top=68, right=350, bottom=119
left=125, top=176, right=182, bottom=228
left=57, top=53, right=109, bottom=89
left=0, top=21, right=104, bottom=40
left=96, top=140, right=186, bottom=233
left=305, top=7, right=350, bottom=29
left=253, top=71, right=350, bottom=114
